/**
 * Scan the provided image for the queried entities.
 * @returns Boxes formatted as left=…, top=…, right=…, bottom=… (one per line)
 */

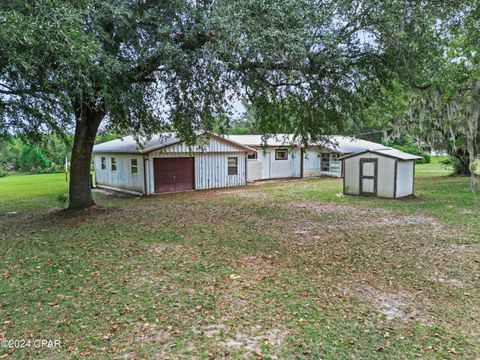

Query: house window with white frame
left=111, top=157, right=117, bottom=171
left=101, top=157, right=106, bottom=170
left=131, top=158, right=138, bottom=175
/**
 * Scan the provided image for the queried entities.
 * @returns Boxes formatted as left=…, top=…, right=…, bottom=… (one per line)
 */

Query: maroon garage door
left=153, top=158, right=194, bottom=193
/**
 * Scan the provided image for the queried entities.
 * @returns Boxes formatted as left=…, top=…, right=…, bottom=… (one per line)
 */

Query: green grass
left=0, top=173, right=68, bottom=211
left=0, top=158, right=479, bottom=359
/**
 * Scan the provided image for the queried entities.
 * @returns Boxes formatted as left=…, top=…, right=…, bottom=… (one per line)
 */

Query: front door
left=153, top=158, right=194, bottom=193
left=360, top=159, right=377, bottom=196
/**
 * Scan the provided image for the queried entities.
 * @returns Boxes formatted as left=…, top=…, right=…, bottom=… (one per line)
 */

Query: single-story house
left=92, top=134, right=256, bottom=195
left=224, top=134, right=391, bottom=181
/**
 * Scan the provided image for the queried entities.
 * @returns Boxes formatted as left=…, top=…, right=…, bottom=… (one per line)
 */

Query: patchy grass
left=0, top=159, right=479, bottom=358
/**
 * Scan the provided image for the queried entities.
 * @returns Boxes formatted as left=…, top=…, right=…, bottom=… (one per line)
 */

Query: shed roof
left=339, top=149, right=423, bottom=161
left=93, top=133, right=255, bottom=154
left=223, top=134, right=390, bottom=153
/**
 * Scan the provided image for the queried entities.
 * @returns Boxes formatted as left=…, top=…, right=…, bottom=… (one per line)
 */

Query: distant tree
left=0, top=137, right=22, bottom=171
left=18, top=144, right=50, bottom=172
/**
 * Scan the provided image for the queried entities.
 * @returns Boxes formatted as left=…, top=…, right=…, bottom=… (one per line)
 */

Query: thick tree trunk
left=68, top=106, right=104, bottom=210
left=451, top=148, right=472, bottom=176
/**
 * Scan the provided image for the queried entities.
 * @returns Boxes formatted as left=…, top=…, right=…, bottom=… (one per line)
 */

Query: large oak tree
left=0, top=0, right=460, bottom=209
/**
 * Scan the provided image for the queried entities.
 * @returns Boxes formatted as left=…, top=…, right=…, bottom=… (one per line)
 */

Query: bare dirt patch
left=193, top=323, right=288, bottom=355
left=115, top=323, right=172, bottom=359
left=430, top=273, right=466, bottom=288
left=234, top=254, right=277, bottom=282
left=216, top=189, right=271, bottom=200
left=344, top=283, right=432, bottom=324
left=290, top=200, right=442, bottom=231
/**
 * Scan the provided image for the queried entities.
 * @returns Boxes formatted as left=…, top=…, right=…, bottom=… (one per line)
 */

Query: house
left=92, top=134, right=255, bottom=195
left=223, top=135, right=302, bottom=180
left=340, top=149, right=421, bottom=198
left=224, top=134, right=391, bottom=181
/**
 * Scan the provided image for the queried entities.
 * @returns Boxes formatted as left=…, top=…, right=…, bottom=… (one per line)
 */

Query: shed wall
left=343, top=153, right=396, bottom=197
left=396, top=160, right=414, bottom=197
left=94, top=154, right=145, bottom=194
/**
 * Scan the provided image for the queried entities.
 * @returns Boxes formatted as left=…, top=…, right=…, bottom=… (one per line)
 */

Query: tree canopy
left=0, top=0, right=471, bottom=208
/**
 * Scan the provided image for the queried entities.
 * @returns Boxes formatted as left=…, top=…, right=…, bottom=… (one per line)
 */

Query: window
left=247, top=152, right=257, bottom=160
left=275, top=149, right=288, bottom=160
left=101, top=157, right=106, bottom=170
left=131, top=159, right=138, bottom=175
left=111, top=157, right=117, bottom=171
left=321, top=153, right=330, bottom=171
left=228, top=157, right=238, bottom=175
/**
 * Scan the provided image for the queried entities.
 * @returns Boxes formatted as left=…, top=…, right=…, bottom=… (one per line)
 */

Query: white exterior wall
left=94, top=154, right=145, bottom=194
left=396, top=160, right=415, bottom=197
left=195, top=153, right=246, bottom=190
left=155, top=136, right=246, bottom=154
left=245, top=146, right=301, bottom=181
left=343, top=153, right=396, bottom=197
left=247, top=157, right=262, bottom=181
left=304, top=148, right=343, bottom=177
left=146, top=150, right=247, bottom=194
left=304, top=148, right=321, bottom=177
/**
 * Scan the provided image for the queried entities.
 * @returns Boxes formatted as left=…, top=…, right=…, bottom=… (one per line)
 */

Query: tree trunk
left=451, top=148, right=472, bottom=176
left=68, top=106, right=104, bottom=210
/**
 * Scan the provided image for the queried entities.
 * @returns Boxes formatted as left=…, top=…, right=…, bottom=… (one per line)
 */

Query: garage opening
left=153, top=158, right=194, bottom=193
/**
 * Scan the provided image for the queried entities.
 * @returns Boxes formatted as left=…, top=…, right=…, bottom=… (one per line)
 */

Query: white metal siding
left=94, top=154, right=145, bottom=194
left=344, top=157, right=360, bottom=195
left=396, top=160, right=414, bottom=197
left=247, top=160, right=262, bottom=181
left=195, top=153, right=246, bottom=190
left=154, top=136, right=245, bottom=154
left=304, top=149, right=320, bottom=177
left=376, top=156, right=395, bottom=197
left=146, top=151, right=247, bottom=193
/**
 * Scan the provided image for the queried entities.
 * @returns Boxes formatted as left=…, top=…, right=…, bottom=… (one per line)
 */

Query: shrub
left=0, top=168, right=7, bottom=178
left=441, top=156, right=477, bottom=175
left=390, top=144, right=431, bottom=164
left=56, top=193, right=69, bottom=207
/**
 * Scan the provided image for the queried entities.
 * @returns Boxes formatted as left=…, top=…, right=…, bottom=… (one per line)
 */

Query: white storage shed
left=340, top=149, right=422, bottom=198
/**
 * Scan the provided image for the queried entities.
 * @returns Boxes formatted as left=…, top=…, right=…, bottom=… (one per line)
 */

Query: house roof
left=339, top=149, right=422, bottom=161
left=93, top=133, right=255, bottom=154
left=223, top=134, right=390, bottom=154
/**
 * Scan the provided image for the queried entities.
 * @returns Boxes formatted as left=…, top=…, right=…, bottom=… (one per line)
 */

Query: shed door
left=360, top=159, right=377, bottom=196
left=153, top=158, right=194, bottom=193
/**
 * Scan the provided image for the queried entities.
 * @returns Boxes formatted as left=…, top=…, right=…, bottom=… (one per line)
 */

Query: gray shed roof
left=224, top=134, right=390, bottom=154
left=339, top=149, right=422, bottom=161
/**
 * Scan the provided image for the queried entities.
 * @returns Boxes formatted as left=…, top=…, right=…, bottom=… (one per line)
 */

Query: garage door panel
left=153, top=158, right=194, bottom=193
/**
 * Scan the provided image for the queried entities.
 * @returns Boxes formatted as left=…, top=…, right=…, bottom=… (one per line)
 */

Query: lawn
left=0, top=159, right=479, bottom=359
